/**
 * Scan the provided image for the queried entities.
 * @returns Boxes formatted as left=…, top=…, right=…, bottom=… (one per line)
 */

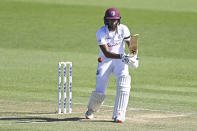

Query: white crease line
left=73, top=102, right=195, bottom=116
left=1, top=102, right=195, bottom=117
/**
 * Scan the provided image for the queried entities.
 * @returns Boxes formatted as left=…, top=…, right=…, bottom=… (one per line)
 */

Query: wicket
left=58, top=62, right=72, bottom=114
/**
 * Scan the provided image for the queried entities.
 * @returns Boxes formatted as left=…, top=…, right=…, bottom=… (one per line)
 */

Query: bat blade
left=129, top=34, right=139, bottom=56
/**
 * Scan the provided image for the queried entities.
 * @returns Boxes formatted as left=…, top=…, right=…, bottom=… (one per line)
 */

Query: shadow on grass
left=0, top=112, right=114, bottom=123
left=0, top=117, right=85, bottom=123
left=0, top=117, right=114, bottom=123
left=80, top=119, right=114, bottom=123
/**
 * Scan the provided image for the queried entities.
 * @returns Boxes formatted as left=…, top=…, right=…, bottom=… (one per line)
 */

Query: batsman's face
left=106, top=19, right=119, bottom=31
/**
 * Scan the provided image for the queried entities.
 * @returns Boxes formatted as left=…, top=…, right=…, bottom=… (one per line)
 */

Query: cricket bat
left=129, top=34, right=139, bottom=56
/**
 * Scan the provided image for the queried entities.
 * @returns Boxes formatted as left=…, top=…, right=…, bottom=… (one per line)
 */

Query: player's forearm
left=125, top=40, right=131, bottom=48
left=99, top=45, right=121, bottom=59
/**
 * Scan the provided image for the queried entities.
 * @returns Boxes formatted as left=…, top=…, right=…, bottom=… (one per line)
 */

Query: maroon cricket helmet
left=104, top=8, right=121, bottom=20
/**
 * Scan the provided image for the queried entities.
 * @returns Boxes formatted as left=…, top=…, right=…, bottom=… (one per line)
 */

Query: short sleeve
left=96, top=30, right=107, bottom=45
left=123, top=25, right=131, bottom=41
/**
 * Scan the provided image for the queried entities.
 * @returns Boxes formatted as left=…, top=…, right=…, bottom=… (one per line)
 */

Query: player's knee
left=117, top=75, right=131, bottom=87
left=117, top=75, right=131, bottom=92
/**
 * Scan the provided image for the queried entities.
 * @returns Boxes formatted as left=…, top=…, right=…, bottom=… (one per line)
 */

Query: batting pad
left=113, top=75, right=131, bottom=121
left=87, top=91, right=105, bottom=112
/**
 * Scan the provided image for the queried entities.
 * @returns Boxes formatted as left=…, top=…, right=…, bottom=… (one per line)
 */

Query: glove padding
left=121, top=54, right=139, bottom=68
left=121, top=54, right=134, bottom=64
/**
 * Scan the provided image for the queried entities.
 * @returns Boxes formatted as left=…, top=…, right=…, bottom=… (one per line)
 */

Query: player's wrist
left=119, top=54, right=123, bottom=59
left=119, top=54, right=125, bottom=59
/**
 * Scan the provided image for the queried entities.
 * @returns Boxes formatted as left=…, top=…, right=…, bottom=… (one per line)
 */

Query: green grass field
left=0, top=0, right=197, bottom=130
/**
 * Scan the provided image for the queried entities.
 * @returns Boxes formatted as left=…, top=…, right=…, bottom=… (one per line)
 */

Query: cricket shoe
left=85, top=110, right=94, bottom=119
left=112, top=114, right=125, bottom=123
left=112, top=117, right=122, bottom=123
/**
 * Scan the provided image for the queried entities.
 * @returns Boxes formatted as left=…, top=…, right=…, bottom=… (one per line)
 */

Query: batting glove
left=120, top=54, right=135, bottom=65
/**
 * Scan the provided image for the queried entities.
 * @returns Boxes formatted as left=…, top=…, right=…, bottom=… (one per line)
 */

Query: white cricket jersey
left=96, top=24, right=131, bottom=58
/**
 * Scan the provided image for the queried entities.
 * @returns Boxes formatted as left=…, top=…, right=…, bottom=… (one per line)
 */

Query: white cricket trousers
left=95, top=58, right=129, bottom=95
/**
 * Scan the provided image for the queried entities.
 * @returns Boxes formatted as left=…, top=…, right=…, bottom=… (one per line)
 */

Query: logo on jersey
left=107, top=43, right=120, bottom=47
left=110, top=11, right=115, bottom=16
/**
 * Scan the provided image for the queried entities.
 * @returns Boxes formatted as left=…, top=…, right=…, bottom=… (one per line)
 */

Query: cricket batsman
left=85, top=8, right=139, bottom=123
